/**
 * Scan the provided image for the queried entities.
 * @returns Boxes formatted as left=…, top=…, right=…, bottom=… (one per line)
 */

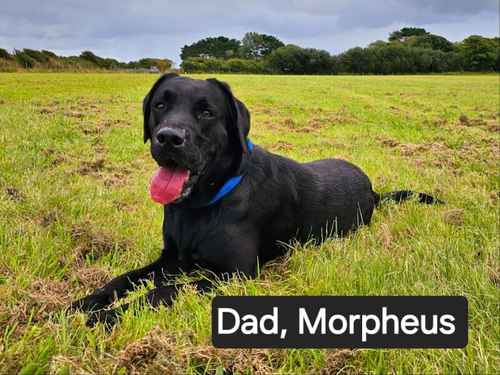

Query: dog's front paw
left=69, top=289, right=112, bottom=313
left=86, top=308, right=120, bottom=330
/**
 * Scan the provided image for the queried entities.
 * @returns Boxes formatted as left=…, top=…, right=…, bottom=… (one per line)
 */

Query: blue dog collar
left=246, top=138, right=254, bottom=153
left=207, top=139, right=253, bottom=206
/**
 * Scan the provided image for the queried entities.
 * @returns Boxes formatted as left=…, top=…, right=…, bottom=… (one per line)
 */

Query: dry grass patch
left=0, top=278, right=72, bottom=336
left=72, top=266, right=112, bottom=291
left=116, top=326, right=293, bottom=374
left=270, top=141, right=294, bottom=152
left=75, top=157, right=132, bottom=187
left=71, top=221, right=131, bottom=261
left=319, top=349, right=360, bottom=375
left=443, top=208, right=465, bottom=226
left=77, top=158, right=106, bottom=175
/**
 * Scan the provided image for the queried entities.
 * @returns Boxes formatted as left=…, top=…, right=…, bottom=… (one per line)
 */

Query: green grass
left=0, top=73, right=498, bottom=374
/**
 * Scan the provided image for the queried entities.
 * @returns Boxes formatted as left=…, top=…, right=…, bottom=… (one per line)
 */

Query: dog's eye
left=155, top=103, right=166, bottom=110
left=198, top=110, right=214, bottom=119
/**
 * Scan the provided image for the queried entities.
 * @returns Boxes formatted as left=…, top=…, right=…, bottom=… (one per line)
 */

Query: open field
left=0, top=73, right=498, bottom=374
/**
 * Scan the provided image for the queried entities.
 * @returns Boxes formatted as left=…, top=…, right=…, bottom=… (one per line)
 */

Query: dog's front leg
left=144, top=277, right=221, bottom=307
left=85, top=279, right=208, bottom=328
left=143, top=242, right=260, bottom=309
left=70, top=249, right=184, bottom=313
left=87, top=266, right=256, bottom=328
left=84, top=238, right=259, bottom=328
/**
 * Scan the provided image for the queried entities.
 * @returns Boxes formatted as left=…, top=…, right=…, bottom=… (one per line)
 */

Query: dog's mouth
left=149, top=159, right=202, bottom=205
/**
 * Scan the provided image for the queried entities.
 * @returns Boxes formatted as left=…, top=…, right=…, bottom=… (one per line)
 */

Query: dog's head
left=143, top=74, right=250, bottom=205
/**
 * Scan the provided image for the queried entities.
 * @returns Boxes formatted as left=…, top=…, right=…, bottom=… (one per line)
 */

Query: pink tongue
left=149, top=167, right=190, bottom=205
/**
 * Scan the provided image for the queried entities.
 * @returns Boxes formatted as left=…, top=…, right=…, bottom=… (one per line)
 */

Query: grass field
left=0, top=73, right=498, bottom=374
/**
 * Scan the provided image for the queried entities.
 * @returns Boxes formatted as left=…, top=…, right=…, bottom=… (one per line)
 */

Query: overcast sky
left=1, top=0, right=498, bottom=65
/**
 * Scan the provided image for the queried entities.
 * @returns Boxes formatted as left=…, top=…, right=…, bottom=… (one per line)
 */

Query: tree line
left=1, top=27, right=497, bottom=74
left=180, top=28, right=499, bottom=74
left=0, top=49, right=173, bottom=72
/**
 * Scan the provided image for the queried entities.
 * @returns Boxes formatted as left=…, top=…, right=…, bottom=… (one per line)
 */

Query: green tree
left=14, top=49, right=37, bottom=68
left=79, top=50, right=103, bottom=67
left=240, top=32, right=284, bottom=59
left=458, top=35, right=498, bottom=71
left=389, top=27, right=428, bottom=42
left=411, top=34, right=455, bottom=52
left=265, top=45, right=334, bottom=74
left=0, top=48, right=12, bottom=59
left=22, top=49, right=49, bottom=63
left=337, top=47, right=372, bottom=74
left=135, top=58, right=173, bottom=71
left=41, top=50, right=58, bottom=59
left=180, top=37, right=241, bottom=60
left=368, top=40, right=387, bottom=49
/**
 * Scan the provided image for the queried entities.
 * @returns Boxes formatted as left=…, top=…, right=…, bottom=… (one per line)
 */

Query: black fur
left=71, top=75, right=442, bottom=326
left=376, top=190, right=444, bottom=205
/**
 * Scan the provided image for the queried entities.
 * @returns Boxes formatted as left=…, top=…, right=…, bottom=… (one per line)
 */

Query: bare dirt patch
left=113, top=326, right=360, bottom=375
left=73, top=266, right=112, bottom=291
left=37, top=98, right=109, bottom=119
left=283, top=117, right=296, bottom=127
left=377, top=137, right=450, bottom=155
left=64, top=110, right=86, bottom=119
left=99, top=119, right=131, bottom=130
left=398, top=143, right=429, bottom=156
left=26, top=279, right=72, bottom=317
left=294, top=125, right=321, bottom=134
left=0, top=263, right=12, bottom=279
left=78, top=118, right=130, bottom=136
left=75, top=157, right=132, bottom=187
left=77, top=158, right=106, bottom=175
left=330, top=106, right=357, bottom=124
left=458, top=140, right=499, bottom=170
left=486, top=255, right=499, bottom=288
left=80, top=124, right=104, bottom=136
left=320, top=349, right=359, bottom=375
left=486, top=120, right=500, bottom=132
left=490, top=191, right=499, bottom=203
left=443, top=209, right=465, bottom=226
left=71, top=222, right=131, bottom=261
left=117, top=327, right=182, bottom=374
left=71, top=98, right=107, bottom=114
left=1, top=278, right=72, bottom=330
left=377, top=136, right=400, bottom=148
left=39, top=107, right=56, bottom=115
left=305, top=107, right=357, bottom=129
left=117, top=326, right=282, bottom=375
left=377, top=137, right=461, bottom=169
left=458, top=114, right=486, bottom=127
left=5, top=187, right=25, bottom=202
left=36, top=209, right=60, bottom=227
left=458, top=114, right=470, bottom=125
left=102, top=170, right=132, bottom=187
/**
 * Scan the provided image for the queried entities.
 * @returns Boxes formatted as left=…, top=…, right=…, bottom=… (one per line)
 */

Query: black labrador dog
left=71, top=74, right=440, bottom=326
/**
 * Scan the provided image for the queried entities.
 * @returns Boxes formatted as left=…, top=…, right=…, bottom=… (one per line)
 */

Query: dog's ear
left=207, top=78, right=250, bottom=153
left=142, top=73, right=178, bottom=143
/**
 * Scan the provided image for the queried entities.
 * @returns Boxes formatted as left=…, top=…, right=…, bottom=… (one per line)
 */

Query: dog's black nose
left=155, top=128, right=186, bottom=147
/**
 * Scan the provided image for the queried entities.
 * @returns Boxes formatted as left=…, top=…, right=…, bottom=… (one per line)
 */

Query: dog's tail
left=374, top=190, right=444, bottom=206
